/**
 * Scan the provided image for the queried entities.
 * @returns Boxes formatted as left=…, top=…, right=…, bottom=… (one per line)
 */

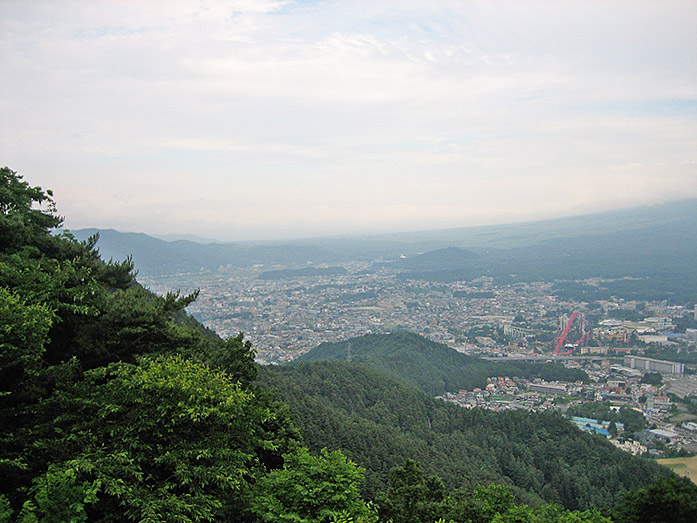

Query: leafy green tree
left=18, top=467, right=100, bottom=523
left=203, top=332, right=258, bottom=386
left=612, top=475, right=697, bottom=523
left=0, top=167, right=62, bottom=255
left=376, top=459, right=448, bottom=523
left=0, top=287, right=54, bottom=391
left=72, top=285, right=204, bottom=368
left=330, top=512, right=378, bottom=523
left=251, top=447, right=372, bottom=523
left=28, top=355, right=280, bottom=522
left=492, top=504, right=610, bottom=522
left=0, top=287, right=57, bottom=496
left=0, top=495, right=11, bottom=523
left=446, top=484, right=516, bottom=523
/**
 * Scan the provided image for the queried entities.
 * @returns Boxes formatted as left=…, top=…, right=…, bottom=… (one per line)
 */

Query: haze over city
left=2, top=0, right=696, bottom=241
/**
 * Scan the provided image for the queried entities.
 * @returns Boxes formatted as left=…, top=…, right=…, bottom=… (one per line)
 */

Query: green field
left=656, top=456, right=697, bottom=484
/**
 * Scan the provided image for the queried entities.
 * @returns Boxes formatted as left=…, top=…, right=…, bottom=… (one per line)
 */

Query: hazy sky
left=2, top=1, right=696, bottom=241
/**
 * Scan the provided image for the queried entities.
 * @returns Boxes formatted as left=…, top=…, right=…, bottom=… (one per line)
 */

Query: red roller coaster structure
left=551, top=312, right=590, bottom=355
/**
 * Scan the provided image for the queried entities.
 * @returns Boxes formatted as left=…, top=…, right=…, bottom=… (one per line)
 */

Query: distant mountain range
left=366, top=198, right=697, bottom=250
left=69, top=228, right=340, bottom=278
left=68, top=199, right=697, bottom=302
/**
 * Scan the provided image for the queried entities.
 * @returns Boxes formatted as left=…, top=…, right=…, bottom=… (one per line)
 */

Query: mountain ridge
left=67, top=198, right=697, bottom=301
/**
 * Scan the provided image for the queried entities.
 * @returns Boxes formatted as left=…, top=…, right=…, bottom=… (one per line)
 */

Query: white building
left=623, top=355, right=684, bottom=375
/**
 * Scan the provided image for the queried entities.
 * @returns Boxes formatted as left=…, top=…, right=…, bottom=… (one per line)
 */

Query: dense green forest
left=296, top=332, right=588, bottom=395
left=2, top=167, right=696, bottom=522
left=257, top=360, right=664, bottom=510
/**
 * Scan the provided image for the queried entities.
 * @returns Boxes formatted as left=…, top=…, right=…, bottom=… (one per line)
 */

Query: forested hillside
left=296, top=332, right=587, bottom=395
left=257, top=360, right=664, bottom=510
left=3, top=167, right=696, bottom=523
left=0, top=168, right=370, bottom=522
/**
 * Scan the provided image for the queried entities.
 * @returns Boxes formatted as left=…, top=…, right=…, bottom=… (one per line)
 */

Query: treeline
left=370, top=460, right=696, bottom=523
left=296, top=332, right=588, bottom=396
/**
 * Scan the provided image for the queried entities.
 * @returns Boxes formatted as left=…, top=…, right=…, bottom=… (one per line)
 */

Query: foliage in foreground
left=0, top=167, right=368, bottom=522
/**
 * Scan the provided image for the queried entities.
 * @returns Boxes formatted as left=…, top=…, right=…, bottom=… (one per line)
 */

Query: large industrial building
left=623, top=355, right=684, bottom=375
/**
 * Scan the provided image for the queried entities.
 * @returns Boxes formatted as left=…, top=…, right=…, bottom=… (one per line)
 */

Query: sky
left=1, top=0, right=696, bottom=241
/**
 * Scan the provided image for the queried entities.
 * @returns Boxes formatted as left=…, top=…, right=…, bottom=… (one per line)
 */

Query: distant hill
left=69, top=228, right=340, bottom=278
left=69, top=228, right=209, bottom=277
left=295, top=332, right=587, bottom=396
left=257, top=359, right=666, bottom=508
left=394, top=209, right=697, bottom=302
left=151, top=233, right=222, bottom=243
left=366, top=198, right=697, bottom=249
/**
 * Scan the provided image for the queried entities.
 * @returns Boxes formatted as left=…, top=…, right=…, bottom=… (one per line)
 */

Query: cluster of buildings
left=145, top=265, right=696, bottom=367
left=592, top=300, right=697, bottom=345
left=148, top=264, right=566, bottom=363
left=439, top=359, right=697, bottom=456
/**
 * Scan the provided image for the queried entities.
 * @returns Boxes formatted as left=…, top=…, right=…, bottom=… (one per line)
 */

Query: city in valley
left=143, top=261, right=697, bottom=461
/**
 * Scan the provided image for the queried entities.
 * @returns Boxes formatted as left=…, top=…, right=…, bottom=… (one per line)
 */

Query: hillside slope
left=369, top=198, right=697, bottom=249
left=257, top=360, right=666, bottom=510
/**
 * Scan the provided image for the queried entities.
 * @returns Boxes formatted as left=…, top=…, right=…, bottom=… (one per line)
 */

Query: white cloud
left=1, top=0, right=696, bottom=240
